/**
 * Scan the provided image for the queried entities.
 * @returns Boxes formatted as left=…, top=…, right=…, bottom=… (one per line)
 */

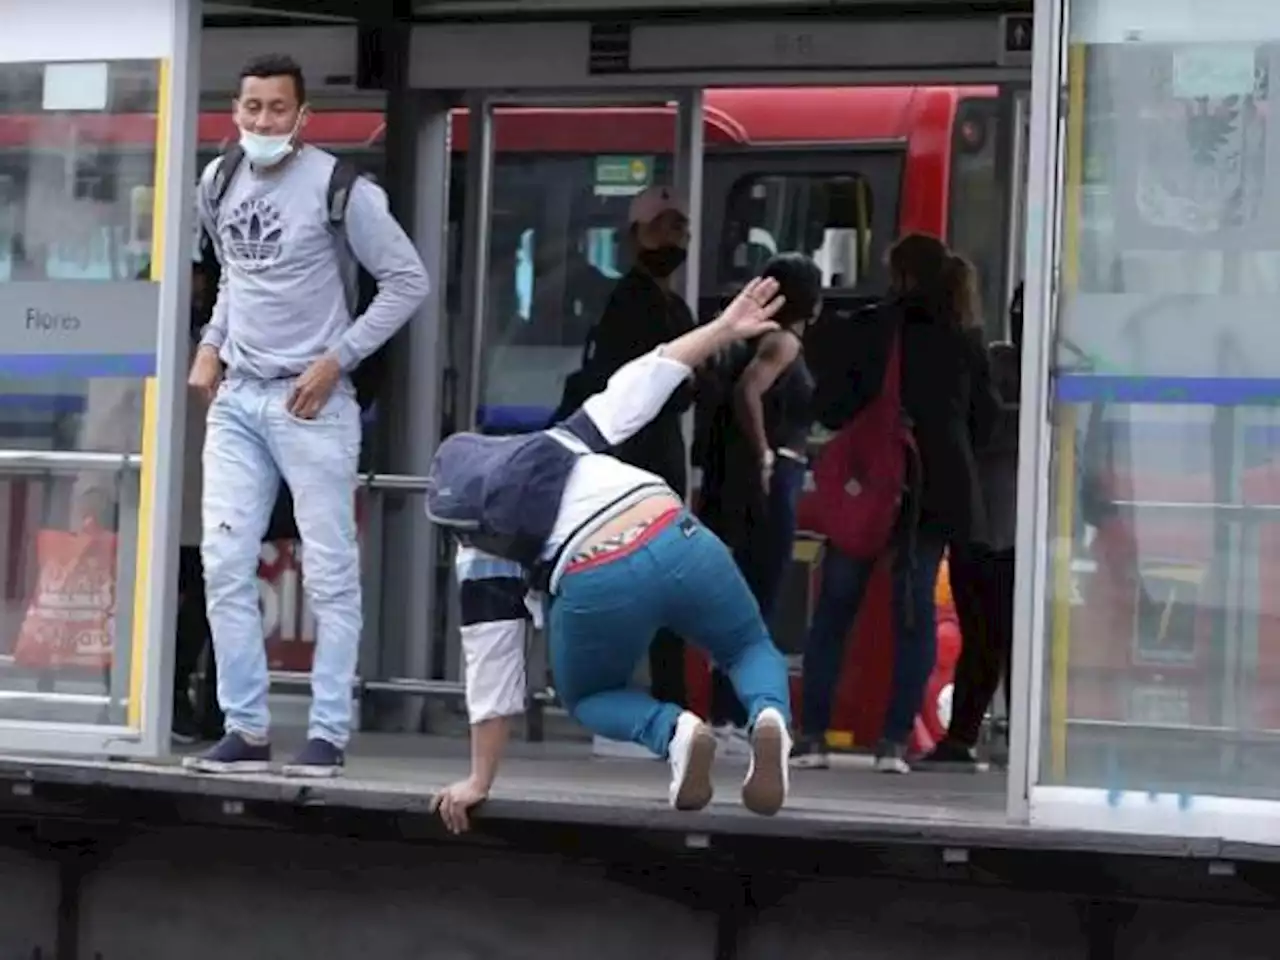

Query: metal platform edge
left=0, top=754, right=1276, bottom=867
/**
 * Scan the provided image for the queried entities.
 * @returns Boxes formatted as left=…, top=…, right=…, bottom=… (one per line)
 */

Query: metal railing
left=0, top=451, right=144, bottom=473
left=0, top=454, right=432, bottom=490
left=9, top=450, right=1280, bottom=742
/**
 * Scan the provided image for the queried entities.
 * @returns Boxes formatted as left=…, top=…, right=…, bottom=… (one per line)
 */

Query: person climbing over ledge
left=427, top=278, right=795, bottom=834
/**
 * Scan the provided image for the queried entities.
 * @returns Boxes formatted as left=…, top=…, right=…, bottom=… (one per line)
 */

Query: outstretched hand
left=430, top=777, right=489, bottom=834
left=715, top=277, right=786, bottom=341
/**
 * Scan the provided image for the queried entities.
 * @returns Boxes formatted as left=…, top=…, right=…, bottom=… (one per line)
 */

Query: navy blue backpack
left=426, top=409, right=623, bottom=587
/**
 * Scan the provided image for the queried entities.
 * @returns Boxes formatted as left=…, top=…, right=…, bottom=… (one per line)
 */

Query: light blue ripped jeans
left=201, top=377, right=362, bottom=748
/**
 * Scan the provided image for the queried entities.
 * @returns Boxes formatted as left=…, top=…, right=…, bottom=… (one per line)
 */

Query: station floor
left=0, top=725, right=1241, bottom=859
left=7, top=730, right=1006, bottom=827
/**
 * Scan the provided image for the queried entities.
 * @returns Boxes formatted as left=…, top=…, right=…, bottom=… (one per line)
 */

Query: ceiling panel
left=204, top=0, right=1031, bottom=23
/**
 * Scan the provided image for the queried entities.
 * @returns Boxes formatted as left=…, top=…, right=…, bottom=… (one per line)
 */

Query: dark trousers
left=799, top=535, right=947, bottom=744
left=648, top=629, right=687, bottom=710
left=946, top=546, right=1015, bottom=747
left=710, top=456, right=806, bottom=726
left=176, top=546, right=222, bottom=734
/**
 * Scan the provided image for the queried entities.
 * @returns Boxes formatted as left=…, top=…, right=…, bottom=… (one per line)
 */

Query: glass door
left=445, top=91, right=689, bottom=692
left=459, top=94, right=686, bottom=437
left=0, top=27, right=195, bottom=758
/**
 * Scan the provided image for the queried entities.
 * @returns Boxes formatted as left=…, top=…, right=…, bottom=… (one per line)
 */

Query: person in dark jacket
left=919, top=281, right=1022, bottom=771
left=590, top=185, right=696, bottom=717
left=700, top=253, right=822, bottom=751
left=792, top=235, right=998, bottom=773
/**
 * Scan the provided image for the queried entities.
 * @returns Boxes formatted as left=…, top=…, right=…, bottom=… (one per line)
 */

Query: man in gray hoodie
left=184, top=54, right=429, bottom=777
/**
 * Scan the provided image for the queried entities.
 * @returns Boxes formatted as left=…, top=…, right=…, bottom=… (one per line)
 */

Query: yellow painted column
left=126, top=58, right=171, bottom=729
left=1048, top=41, right=1087, bottom=780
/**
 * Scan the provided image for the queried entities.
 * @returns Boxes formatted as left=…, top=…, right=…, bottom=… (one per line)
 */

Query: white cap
left=628, top=185, right=687, bottom=227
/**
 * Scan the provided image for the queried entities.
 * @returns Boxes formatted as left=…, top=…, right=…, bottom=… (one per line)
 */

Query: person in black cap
left=589, top=185, right=697, bottom=720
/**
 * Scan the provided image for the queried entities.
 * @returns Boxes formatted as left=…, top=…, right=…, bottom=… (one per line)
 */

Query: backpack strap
left=324, top=159, right=368, bottom=310
left=553, top=408, right=611, bottom=454
left=209, top=144, right=246, bottom=212
left=326, top=158, right=362, bottom=228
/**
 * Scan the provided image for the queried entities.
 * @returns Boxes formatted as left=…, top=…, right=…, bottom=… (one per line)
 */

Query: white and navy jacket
left=455, top=347, right=693, bottom=723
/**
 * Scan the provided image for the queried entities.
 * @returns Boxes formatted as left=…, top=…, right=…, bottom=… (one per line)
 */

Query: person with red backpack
left=792, top=235, right=997, bottom=773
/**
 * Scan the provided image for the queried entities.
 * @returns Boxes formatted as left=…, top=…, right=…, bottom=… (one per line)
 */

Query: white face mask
left=239, top=122, right=298, bottom=168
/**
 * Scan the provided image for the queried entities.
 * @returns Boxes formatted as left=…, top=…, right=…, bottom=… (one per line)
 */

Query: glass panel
left=1043, top=7, right=1280, bottom=799
left=475, top=106, right=676, bottom=435
left=948, top=95, right=1007, bottom=340
left=0, top=59, right=160, bottom=454
left=0, top=465, right=139, bottom=725
left=716, top=172, right=876, bottom=291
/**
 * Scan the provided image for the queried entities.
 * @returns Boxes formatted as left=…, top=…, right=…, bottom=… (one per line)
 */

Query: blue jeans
left=548, top=511, right=792, bottom=758
left=799, top=536, right=946, bottom=745
left=201, top=378, right=362, bottom=747
left=739, top=455, right=808, bottom=621
left=712, top=455, right=807, bottom=727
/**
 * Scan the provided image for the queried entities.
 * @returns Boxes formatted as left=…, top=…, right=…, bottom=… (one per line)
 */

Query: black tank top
left=762, top=331, right=816, bottom=453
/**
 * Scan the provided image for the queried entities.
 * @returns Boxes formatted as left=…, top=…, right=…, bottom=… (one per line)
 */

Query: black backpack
left=204, top=145, right=385, bottom=411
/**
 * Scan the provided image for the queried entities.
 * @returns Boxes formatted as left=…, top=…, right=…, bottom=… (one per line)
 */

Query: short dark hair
left=238, top=54, right=307, bottom=105
left=760, top=252, right=823, bottom=325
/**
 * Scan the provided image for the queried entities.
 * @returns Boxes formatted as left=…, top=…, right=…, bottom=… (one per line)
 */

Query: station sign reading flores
left=0, top=281, right=160, bottom=375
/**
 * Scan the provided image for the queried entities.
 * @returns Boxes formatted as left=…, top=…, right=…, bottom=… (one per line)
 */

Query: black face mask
left=638, top=245, right=687, bottom=279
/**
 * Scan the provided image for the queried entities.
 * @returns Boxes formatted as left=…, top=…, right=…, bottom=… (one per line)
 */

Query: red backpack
left=809, top=327, right=920, bottom=559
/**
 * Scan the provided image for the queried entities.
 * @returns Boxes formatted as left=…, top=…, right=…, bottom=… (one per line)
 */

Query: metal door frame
left=997, top=84, right=1033, bottom=342
left=1006, top=0, right=1070, bottom=823
left=456, top=88, right=702, bottom=433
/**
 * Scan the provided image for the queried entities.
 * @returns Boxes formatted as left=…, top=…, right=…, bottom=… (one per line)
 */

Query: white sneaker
left=874, top=740, right=911, bottom=774
left=712, top=723, right=753, bottom=759
left=668, top=712, right=717, bottom=811
left=742, top=707, right=791, bottom=816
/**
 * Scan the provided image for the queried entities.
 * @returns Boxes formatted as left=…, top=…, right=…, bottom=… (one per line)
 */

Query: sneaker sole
left=743, top=722, right=786, bottom=816
left=281, top=764, right=345, bottom=779
left=672, top=726, right=716, bottom=811
left=875, top=760, right=911, bottom=775
left=181, top=758, right=271, bottom=774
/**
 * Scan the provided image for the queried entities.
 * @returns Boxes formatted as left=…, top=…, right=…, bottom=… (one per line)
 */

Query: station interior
left=7, top=0, right=1252, bottom=837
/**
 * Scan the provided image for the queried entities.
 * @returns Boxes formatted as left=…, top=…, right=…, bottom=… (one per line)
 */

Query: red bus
left=0, top=85, right=1003, bottom=747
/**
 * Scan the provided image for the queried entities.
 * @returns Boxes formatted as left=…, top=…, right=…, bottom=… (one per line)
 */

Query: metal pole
left=136, top=0, right=201, bottom=756
left=460, top=96, right=495, bottom=431
left=674, top=89, right=704, bottom=502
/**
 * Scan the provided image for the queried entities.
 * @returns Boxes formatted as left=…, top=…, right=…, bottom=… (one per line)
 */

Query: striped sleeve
left=455, top=545, right=529, bottom=723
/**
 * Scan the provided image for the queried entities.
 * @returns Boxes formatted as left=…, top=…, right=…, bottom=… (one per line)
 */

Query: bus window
left=718, top=173, right=875, bottom=292
left=449, top=148, right=676, bottom=433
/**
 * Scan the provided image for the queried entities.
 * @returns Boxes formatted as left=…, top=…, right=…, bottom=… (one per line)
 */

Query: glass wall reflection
left=0, top=59, right=160, bottom=725
left=1043, top=7, right=1280, bottom=798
